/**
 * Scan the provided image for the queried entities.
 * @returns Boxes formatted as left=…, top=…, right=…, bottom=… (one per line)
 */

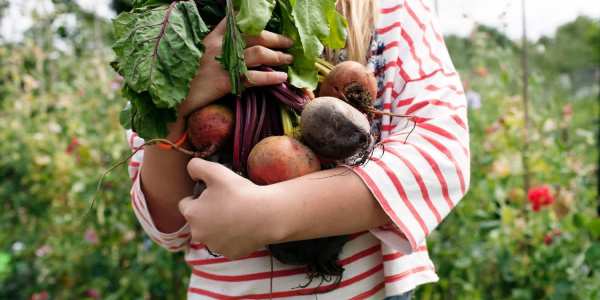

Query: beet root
left=319, top=61, right=378, bottom=116
left=247, top=136, right=321, bottom=185
left=301, top=97, right=372, bottom=162
left=187, top=104, right=234, bottom=157
left=268, top=235, right=350, bottom=282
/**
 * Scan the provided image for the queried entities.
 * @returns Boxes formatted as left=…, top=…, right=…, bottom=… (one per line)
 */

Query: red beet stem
left=253, top=91, right=267, bottom=145
left=269, top=83, right=309, bottom=113
left=233, top=96, right=243, bottom=172
left=240, top=92, right=254, bottom=172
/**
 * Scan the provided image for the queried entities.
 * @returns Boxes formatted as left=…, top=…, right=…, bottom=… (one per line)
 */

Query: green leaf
left=322, top=8, right=348, bottom=49
left=237, top=0, right=276, bottom=35
left=0, top=252, right=10, bottom=281
left=120, top=85, right=177, bottom=139
left=586, top=218, right=600, bottom=239
left=218, top=0, right=247, bottom=96
left=279, top=0, right=347, bottom=90
left=585, top=242, right=600, bottom=270
left=112, top=1, right=209, bottom=109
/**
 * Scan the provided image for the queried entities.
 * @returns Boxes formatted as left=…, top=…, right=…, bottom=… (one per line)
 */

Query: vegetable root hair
left=89, top=139, right=202, bottom=218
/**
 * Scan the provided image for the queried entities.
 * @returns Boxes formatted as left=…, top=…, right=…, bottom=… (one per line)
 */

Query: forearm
left=141, top=118, right=195, bottom=233
left=265, top=167, right=391, bottom=243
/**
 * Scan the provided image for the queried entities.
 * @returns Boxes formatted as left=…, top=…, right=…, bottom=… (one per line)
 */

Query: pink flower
left=85, top=289, right=101, bottom=299
left=527, top=185, right=555, bottom=212
left=35, top=245, right=52, bottom=257
left=30, top=291, right=49, bottom=300
left=85, top=228, right=99, bottom=245
left=562, top=104, right=573, bottom=119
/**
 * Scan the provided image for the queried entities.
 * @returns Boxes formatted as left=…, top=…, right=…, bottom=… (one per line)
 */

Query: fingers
left=186, top=158, right=224, bottom=184
left=244, top=70, right=288, bottom=87
left=178, top=196, right=195, bottom=218
left=244, top=46, right=293, bottom=68
left=246, top=31, right=294, bottom=49
left=211, top=18, right=227, bottom=36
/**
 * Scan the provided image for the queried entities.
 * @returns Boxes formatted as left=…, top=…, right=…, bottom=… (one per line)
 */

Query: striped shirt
left=126, top=0, right=470, bottom=298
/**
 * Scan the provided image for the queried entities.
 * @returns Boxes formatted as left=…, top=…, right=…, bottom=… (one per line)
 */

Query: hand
left=178, top=158, right=282, bottom=259
left=179, top=19, right=294, bottom=118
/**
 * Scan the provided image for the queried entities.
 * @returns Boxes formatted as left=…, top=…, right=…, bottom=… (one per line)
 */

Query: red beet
left=187, top=104, right=234, bottom=157
left=301, top=97, right=372, bottom=161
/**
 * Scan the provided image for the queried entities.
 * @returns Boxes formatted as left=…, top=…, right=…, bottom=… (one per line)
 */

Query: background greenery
left=0, top=1, right=598, bottom=299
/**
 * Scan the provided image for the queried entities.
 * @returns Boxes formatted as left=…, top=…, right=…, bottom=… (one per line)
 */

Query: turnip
left=187, top=104, right=235, bottom=157
left=301, top=97, right=372, bottom=162
left=247, top=136, right=320, bottom=185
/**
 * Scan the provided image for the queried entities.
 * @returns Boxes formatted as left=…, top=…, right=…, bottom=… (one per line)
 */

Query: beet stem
left=241, top=91, right=254, bottom=172
left=233, top=96, right=243, bottom=171
left=253, top=91, right=267, bottom=145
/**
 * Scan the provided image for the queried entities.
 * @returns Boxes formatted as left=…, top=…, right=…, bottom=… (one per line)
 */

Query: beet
left=268, top=236, right=350, bottom=283
left=187, top=104, right=235, bottom=157
left=247, top=136, right=320, bottom=185
left=319, top=61, right=377, bottom=116
left=301, top=97, right=372, bottom=161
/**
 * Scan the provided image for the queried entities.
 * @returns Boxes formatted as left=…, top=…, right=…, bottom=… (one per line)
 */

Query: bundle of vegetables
left=111, top=0, right=392, bottom=287
left=113, top=0, right=347, bottom=140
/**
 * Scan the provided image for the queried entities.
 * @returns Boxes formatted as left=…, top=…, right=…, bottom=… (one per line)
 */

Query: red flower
left=544, top=234, right=554, bottom=245
left=475, top=66, right=489, bottom=77
left=527, top=185, right=555, bottom=212
left=66, top=137, right=79, bottom=155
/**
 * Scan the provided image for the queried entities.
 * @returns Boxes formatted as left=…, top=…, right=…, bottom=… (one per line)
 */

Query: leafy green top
left=112, top=0, right=347, bottom=139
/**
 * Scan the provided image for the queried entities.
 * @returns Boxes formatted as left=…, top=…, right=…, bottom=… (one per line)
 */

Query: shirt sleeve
left=126, top=130, right=191, bottom=252
left=354, top=0, right=470, bottom=251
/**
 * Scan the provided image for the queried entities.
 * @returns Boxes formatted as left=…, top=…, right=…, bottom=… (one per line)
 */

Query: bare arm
left=266, top=167, right=390, bottom=242
left=140, top=119, right=194, bottom=233
left=178, top=159, right=391, bottom=259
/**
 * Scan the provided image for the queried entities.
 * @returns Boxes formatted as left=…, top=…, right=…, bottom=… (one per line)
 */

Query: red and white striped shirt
left=127, top=0, right=470, bottom=298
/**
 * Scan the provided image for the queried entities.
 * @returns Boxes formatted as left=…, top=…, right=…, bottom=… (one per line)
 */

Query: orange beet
left=319, top=61, right=377, bottom=114
left=187, top=104, right=234, bottom=157
left=247, top=136, right=321, bottom=185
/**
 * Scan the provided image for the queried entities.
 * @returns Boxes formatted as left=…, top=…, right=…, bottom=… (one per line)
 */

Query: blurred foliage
left=538, top=16, right=600, bottom=75
left=0, top=3, right=598, bottom=300
left=0, top=5, right=188, bottom=300
left=0, top=0, right=8, bottom=17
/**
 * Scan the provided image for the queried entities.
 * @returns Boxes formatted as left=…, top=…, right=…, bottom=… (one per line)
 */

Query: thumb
left=211, top=18, right=227, bottom=35
left=178, top=196, right=196, bottom=217
left=186, top=158, right=227, bottom=184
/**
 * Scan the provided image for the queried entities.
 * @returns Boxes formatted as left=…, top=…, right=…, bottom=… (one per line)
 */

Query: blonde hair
left=328, top=0, right=379, bottom=65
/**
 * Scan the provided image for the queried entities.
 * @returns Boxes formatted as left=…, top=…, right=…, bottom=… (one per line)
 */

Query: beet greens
left=113, top=0, right=347, bottom=140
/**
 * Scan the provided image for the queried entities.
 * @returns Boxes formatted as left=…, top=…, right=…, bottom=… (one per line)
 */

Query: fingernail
left=275, top=72, right=288, bottom=81
left=284, top=37, right=294, bottom=48
left=283, top=54, right=294, bottom=64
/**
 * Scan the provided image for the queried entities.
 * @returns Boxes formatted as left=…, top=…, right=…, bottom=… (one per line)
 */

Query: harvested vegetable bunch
left=110, top=0, right=357, bottom=288
left=112, top=0, right=348, bottom=140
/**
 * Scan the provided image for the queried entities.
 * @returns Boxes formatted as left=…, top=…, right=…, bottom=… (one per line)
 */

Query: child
left=127, top=0, right=470, bottom=298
